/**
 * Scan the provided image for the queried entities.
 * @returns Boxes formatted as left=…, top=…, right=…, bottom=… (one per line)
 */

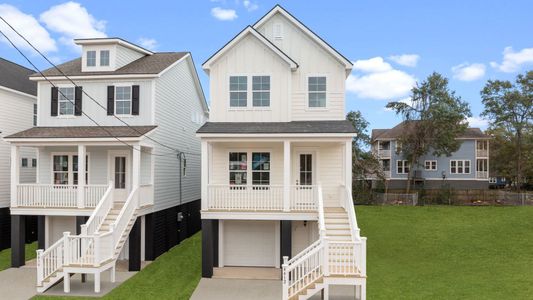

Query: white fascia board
left=4, top=137, right=144, bottom=144
left=202, top=26, right=298, bottom=71
left=10, top=207, right=93, bottom=216
left=201, top=211, right=318, bottom=221
left=253, top=5, right=353, bottom=71
left=74, top=38, right=153, bottom=55
left=30, top=74, right=158, bottom=81
left=0, top=85, right=37, bottom=99
left=196, top=133, right=356, bottom=139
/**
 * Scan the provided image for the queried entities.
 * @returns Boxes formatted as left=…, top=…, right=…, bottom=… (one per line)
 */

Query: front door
left=109, top=151, right=130, bottom=202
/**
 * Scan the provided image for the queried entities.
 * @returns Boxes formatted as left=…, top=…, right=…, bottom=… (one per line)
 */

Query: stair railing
left=282, top=242, right=325, bottom=300
left=36, top=235, right=66, bottom=286
left=340, top=184, right=361, bottom=241
left=317, top=184, right=327, bottom=239
left=111, top=186, right=139, bottom=253
left=81, top=181, right=113, bottom=235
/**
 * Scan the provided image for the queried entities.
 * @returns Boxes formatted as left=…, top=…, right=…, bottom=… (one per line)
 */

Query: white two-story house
left=4, top=38, right=208, bottom=293
left=0, top=58, right=38, bottom=251
left=198, top=5, right=366, bottom=300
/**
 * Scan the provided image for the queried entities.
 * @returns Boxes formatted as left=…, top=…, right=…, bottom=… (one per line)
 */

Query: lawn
left=357, top=206, right=533, bottom=300
left=33, top=232, right=201, bottom=300
left=33, top=206, right=533, bottom=299
left=0, top=242, right=37, bottom=271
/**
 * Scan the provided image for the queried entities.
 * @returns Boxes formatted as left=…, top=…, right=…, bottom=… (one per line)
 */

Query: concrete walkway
left=0, top=260, right=145, bottom=300
left=191, top=278, right=356, bottom=300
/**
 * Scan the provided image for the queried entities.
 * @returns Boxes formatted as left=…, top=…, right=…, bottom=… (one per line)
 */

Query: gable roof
left=253, top=5, right=353, bottom=71
left=0, top=57, right=37, bottom=96
left=371, top=121, right=491, bottom=141
left=74, top=37, right=153, bottom=55
left=202, top=26, right=298, bottom=71
left=197, top=120, right=356, bottom=135
left=30, top=52, right=189, bottom=78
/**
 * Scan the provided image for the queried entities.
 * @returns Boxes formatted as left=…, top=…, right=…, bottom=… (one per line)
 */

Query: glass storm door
left=299, top=154, right=313, bottom=186
left=113, top=156, right=127, bottom=201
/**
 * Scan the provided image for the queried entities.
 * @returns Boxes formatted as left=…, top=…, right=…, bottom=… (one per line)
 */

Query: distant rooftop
left=371, top=120, right=490, bottom=141
left=0, top=57, right=37, bottom=96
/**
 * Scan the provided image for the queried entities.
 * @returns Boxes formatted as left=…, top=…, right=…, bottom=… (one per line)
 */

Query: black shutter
left=74, top=86, right=83, bottom=116
left=132, top=85, right=140, bottom=115
left=107, top=86, right=114, bottom=115
left=51, top=87, right=58, bottom=116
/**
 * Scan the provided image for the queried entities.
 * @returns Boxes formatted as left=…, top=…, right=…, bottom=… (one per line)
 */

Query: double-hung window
left=252, top=76, right=270, bottom=107
left=53, top=155, right=69, bottom=184
left=252, top=152, right=270, bottom=185
left=86, top=51, right=96, bottom=67
left=100, top=50, right=110, bottom=66
left=32, top=158, right=37, bottom=168
left=229, top=76, right=247, bottom=107
left=115, top=86, right=132, bottom=115
left=73, top=155, right=89, bottom=185
left=397, top=160, right=410, bottom=174
left=308, top=76, right=326, bottom=107
left=58, top=87, right=75, bottom=116
left=450, top=160, right=470, bottom=174
left=53, top=154, right=89, bottom=185
left=229, top=152, right=247, bottom=185
left=21, top=158, right=28, bottom=168
left=424, top=160, right=437, bottom=171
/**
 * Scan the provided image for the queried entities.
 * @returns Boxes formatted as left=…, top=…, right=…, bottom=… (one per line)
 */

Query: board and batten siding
left=255, top=12, right=346, bottom=121
left=208, top=34, right=291, bottom=122
left=37, top=79, right=153, bottom=127
left=153, top=58, right=206, bottom=212
left=0, top=88, right=36, bottom=207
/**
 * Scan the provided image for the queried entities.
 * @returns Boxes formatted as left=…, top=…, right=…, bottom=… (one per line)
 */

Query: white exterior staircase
left=36, top=182, right=141, bottom=293
left=282, top=185, right=367, bottom=300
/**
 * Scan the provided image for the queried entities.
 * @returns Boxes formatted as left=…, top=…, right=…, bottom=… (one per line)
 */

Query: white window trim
left=396, top=160, right=409, bottom=174
left=424, top=160, right=438, bottom=171
left=57, top=84, right=76, bottom=118
left=306, top=74, right=328, bottom=110
left=50, top=152, right=90, bottom=185
left=228, top=149, right=272, bottom=186
left=228, top=74, right=272, bottom=111
left=449, top=159, right=471, bottom=174
left=114, top=83, right=133, bottom=117
left=86, top=50, right=97, bottom=67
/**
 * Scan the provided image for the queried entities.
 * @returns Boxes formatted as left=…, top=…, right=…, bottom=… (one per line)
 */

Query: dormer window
left=86, top=51, right=96, bottom=67
left=100, top=50, right=110, bottom=66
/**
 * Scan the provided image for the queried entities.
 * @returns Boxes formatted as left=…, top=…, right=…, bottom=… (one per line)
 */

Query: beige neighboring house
left=198, top=5, right=367, bottom=300
left=0, top=57, right=37, bottom=250
left=4, top=38, right=208, bottom=294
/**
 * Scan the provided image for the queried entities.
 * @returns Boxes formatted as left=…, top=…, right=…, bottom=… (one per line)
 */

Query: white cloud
left=490, top=46, right=533, bottom=73
left=347, top=57, right=417, bottom=100
left=452, top=63, right=486, bottom=81
left=138, top=37, right=158, bottom=51
left=243, top=0, right=259, bottom=11
left=211, top=7, right=238, bottom=21
left=388, top=54, right=420, bottom=67
left=40, top=2, right=106, bottom=50
left=466, top=116, right=489, bottom=128
left=0, top=4, right=57, bottom=53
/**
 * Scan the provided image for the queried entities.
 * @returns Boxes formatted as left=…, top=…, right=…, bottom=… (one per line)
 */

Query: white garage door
left=223, top=220, right=277, bottom=267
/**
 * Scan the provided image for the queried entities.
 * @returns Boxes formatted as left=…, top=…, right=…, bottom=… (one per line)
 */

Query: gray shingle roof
left=0, top=58, right=37, bottom=95
left=197, top=121, right=356, bottom=134
left=30, top=52, right=188, bottom=77
left=5, top=126, right=157, bottom=139
left=371, top=121, right=490, bottom=140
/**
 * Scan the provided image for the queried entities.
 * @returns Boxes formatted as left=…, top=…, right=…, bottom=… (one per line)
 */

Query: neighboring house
left=0, top=58, right=38, bottom=251
left=198, top=5, right=366, bottom=300
left=489, top=176, right=507, bottom=189
left=371, top=121, right=491, bottom=190
left=4, top=38, right=208, bottom=293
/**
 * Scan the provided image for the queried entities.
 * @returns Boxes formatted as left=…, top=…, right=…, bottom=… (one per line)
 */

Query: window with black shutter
left=132, top=85, right=140, bottom=115
left=107, top=86, right=114, bottom=115
left=74, top=86, right=83, bottom=116
left=51, top=87, right=58, bottom=116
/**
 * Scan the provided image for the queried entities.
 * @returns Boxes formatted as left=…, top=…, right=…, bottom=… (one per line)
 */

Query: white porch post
left=345, top=140, right=352, bottom=192
left=132, top=144, right=141, bottom=207
left=283, top=140, right=291, bottom=212
left=201, top=140, right=208, bottom=211
left=10, top=145, right=20, bottom=208
left=77, top=145, right=86, bottom=208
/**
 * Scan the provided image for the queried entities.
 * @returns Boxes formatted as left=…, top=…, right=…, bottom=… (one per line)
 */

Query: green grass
left=0, top=242, right=38, bottom=271
left=357, top=206, right=533, bottom=300
left=33, top=232, right=201, bottom=300
left=33, top=206, right=533, bottom=299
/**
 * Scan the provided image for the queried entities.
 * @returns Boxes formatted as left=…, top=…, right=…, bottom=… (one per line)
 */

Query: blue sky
left=1, top=0, right=532, bottom=131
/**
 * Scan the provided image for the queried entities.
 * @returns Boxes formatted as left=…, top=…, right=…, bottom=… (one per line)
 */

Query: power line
left=0, top=28, right=179, bottom=157
left=0, top=16, right=201, bottom=157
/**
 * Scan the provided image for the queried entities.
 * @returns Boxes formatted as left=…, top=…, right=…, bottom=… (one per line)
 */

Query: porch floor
left=213, top=267, right=281, bottom=280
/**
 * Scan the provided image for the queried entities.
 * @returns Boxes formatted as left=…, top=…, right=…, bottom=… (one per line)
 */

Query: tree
left=481, top=71, right=533, bottom=189
left=386, top=72, right=472, bottom=192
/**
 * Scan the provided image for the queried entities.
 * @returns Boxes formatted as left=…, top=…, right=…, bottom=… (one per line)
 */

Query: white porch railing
left=81, top=181, right=113, bottom=236
left=16, top=184, right=108, bottom=208
left=36, top=236, right=65, bottom=286
left=476, top=171, right=489, bottom=179
left=378, top=149, right=391, bottom=157
left=139, top=184, right=154, bottom=207
left=206, top=184, right=319, bottom=211
left=476, top=149, right=488, bottom=157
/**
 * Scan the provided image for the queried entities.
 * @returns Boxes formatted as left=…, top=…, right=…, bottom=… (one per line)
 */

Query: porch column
left=77, top=145, right=86, bottom=208
left=280, top=220, right=292, bottom=264
left=10, top=145, right=20, bottom=208
left=345, top=140, right=353, bottom=192
left=283, top=141, right=291, bottom=212
left=201, top=140, right=208, bottom=211
left=201, top=219, right=214, bottom=278
left=11, top=215, right=25, bottom=267
left=129, top=218, right=141, bottom=271
left=132, top=144, right=141, bottom=207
